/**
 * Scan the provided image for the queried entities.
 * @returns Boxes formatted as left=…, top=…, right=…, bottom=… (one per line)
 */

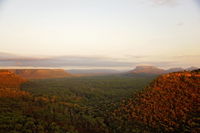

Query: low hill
left=186, top=66, right=199, bottom=71
left=192, top=69, right=200, bottom=73
left=5, top=69, right=72, bottom=79
left=165, top=67, right=184, bottom=73
left=112, top=70, right=200, bottom=133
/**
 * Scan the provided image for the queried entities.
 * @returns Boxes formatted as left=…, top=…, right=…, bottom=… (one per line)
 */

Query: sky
left=0, top=0, right=200, bottom=70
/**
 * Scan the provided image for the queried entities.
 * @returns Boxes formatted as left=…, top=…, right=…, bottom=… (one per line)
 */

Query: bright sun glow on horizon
left=0, top=0, right=200, bottom=69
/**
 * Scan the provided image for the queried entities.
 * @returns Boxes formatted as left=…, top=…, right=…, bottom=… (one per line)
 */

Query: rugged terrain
left=0, top=69, right=199, bottom=133
left=112, top=70, right=200, bottom=132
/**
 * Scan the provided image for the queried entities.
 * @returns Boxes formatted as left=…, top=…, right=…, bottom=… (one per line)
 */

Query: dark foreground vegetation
left=0, top=70, right=199, bottom=133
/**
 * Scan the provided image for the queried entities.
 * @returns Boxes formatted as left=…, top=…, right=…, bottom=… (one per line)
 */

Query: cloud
left=125, top=55, right=148, bottom=59
left=0, top=0, right=6, bottom=10
left=195, top=0, right=200, bottom=6
left=176, top=22, right=184, bottom=26
left=1, top=52, right=198, bottom=69
left=151, top=0, right=179, bottom=6
left=0, top=53, right=135, bottom=68
left=0, top=52, right=175, bottom=69
left=171, top=54, right=200, bottom=59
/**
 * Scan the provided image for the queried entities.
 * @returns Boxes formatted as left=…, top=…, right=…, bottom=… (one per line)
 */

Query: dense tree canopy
left=111, top=71, right=200, bottom=133
left=0, top=70, right=199, bottom=133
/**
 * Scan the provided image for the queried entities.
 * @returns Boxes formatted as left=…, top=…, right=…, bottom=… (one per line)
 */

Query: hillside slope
left=0, top=70, right=26, bottom=88
left=0, top=70, right=29, bottom=98
left=112, top=71, right=200, bottom=133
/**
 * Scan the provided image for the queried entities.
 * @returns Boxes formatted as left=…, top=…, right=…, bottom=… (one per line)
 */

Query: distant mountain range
left=69, top=66, right=199, bottom=75
left=0, top=66, right=198, bottom=79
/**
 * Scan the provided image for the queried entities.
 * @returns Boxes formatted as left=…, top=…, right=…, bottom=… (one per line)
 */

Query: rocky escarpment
left=0, top=70, right=26, bottom=88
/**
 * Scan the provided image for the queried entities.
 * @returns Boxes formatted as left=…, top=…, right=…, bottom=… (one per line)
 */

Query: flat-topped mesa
left=129, top=65, right=165, bottom=74
left=6, top=69, right=72, bottom=79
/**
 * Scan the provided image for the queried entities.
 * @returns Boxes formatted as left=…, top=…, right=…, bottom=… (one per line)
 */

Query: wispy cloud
left=195, top=0, right=200, bottom=6
left=124, top=55, right=148, bottom=59
left=176, top=22, right=184, bottom=26
left=0, top=53, right=134, bottom=68
left=151, top=0, right=179, bottom=6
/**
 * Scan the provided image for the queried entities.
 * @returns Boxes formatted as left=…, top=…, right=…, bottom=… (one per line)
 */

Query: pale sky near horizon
left=0, top=0, right=200, bottom=69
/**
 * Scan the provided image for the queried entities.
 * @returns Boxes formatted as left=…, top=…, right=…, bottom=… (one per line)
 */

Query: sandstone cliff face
left=0, top=70, right=26, bottom=88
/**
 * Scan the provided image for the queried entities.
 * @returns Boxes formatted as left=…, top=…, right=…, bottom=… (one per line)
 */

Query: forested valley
left=0, top=69, right=199, bottom=133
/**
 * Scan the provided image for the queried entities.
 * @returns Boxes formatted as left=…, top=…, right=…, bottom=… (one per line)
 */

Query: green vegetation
left=22, top=75, right=154, bottom=105
left=1, top=71, right=199, bottom=133
left=0, top=74, right=156, bottom=133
